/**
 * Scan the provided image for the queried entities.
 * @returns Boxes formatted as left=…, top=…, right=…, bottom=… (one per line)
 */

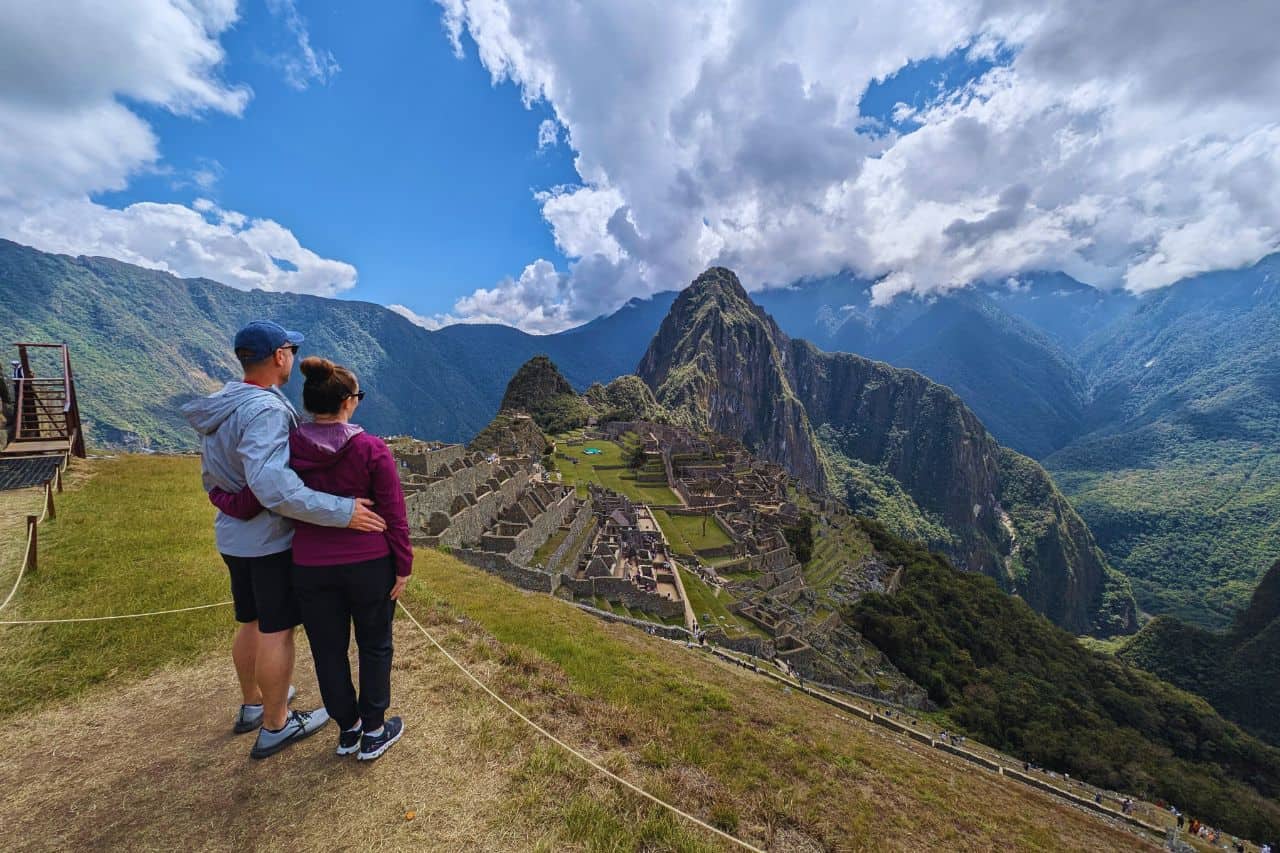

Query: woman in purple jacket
left=212, top=356, right=412, bottom=761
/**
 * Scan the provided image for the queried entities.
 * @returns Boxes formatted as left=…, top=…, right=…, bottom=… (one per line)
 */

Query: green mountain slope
left=847, top=520, right=1280, bottom=843
left=0, top=239, right=649, bottom=450
left=638, top=267, right=1136, bottom=636
left=1119, top=560, right=1280, bottom=746
left=1047, top=253, right=1280, bottom=626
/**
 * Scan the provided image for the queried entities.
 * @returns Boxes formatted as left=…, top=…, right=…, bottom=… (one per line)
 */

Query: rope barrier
left=0, top=600, right=233, bottom=625
left=396, top=599, right=765, bottom=853
left=0, top=525, right=34, bottom=613
left=0, top=469, right=63, bottom=613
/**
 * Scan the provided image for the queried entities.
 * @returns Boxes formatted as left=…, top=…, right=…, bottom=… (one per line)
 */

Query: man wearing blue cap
left=183, top=321, right=388, bottom=759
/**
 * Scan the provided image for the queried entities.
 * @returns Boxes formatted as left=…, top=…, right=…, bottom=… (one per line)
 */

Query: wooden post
left=44, top=479, right=55, bottom=520
left=55, top=463, right=63, bottom=493
left=26, top=515, right=37, bottom=573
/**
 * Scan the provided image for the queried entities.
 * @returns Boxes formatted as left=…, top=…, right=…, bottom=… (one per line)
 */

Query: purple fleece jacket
left=210, top=422, right=412, bottom=577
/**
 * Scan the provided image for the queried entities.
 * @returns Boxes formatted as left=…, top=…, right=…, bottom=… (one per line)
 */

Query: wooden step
left=1, top=438, right=71, bottom=457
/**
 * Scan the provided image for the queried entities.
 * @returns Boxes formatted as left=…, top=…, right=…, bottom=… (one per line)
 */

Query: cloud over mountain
left=439, top=0, right=1280, bottom=329
left=0, top=0, right=356, bottom=296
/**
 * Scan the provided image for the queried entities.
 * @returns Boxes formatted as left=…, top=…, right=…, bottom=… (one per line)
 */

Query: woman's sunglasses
left=345, top=390, right=366, bottom=401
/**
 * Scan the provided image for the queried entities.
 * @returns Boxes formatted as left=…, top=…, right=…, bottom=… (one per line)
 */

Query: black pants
left=292, top=555, right=395, bottom=731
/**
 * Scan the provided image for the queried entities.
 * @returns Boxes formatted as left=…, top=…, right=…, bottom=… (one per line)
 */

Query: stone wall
left=395, top=443, right=467, bottom=476
left=745, top=545, right=795, bottom=574
left=403, top=457, right=506, bottom=520
left=570, top=601, right=692, bottom=640
left=559, top=576, right=595, bottom=597
left=774, top=635, right=816, bottom=670
left=546, top=505, right=594, bottom=573
left=509, top=488, right=576, bottom=565
left=413, top=469, right=530, bottom=549
left=705, top=630, right=774, bottom=658
left=452, top=548, right=559, bottom=593
left=590, top=575, right=685, bottom=619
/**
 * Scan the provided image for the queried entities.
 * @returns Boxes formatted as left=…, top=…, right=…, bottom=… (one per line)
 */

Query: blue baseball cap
left=233, top=321, right=305, bottom=362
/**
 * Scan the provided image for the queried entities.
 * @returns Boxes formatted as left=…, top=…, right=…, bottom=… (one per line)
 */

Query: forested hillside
left=848, top=519, right=1280, bottom=842
left=1119, top=561, right=1280, bottom=746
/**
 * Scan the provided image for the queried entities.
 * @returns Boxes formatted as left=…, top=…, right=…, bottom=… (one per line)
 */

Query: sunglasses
left=278, top=344, right=300, bottom=355
left=345, top=390, right=366, bottom=401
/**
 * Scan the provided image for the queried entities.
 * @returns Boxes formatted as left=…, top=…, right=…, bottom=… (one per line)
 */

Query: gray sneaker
left=233, top=685, right=298, bottom=734
left=250, top=707, right=330, bottom=759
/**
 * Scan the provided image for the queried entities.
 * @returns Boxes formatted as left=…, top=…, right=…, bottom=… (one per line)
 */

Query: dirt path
left=0, top=622, right=544, bottom=852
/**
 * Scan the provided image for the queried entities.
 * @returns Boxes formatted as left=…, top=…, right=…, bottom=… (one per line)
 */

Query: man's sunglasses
left=345, top=390, right=366, bottom=401
left=278, top=344, right=300, bottom=355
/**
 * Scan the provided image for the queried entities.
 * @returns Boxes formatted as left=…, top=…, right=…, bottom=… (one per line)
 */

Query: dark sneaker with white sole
left=337, top=724, right=363, bottom=756
left=250, top=707, right=330, bottom=759
left=233, top=685, right=298, bottom=734
left=357, top=716, right=403, bottom=761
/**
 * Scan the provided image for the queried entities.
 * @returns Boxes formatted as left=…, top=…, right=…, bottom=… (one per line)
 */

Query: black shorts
left=222, top=550, right=302, bottom=633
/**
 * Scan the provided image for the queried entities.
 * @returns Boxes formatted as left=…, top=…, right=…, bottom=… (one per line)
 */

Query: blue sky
left=101, top=0, right=578, bottom=317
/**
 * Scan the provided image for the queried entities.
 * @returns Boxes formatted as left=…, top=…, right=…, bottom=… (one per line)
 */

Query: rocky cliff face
left=639, top=267, right=1136, bottom=636
left=637, top=268, right=827, bottom=489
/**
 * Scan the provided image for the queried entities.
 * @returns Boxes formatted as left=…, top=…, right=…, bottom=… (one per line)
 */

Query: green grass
left=676, top=566, right=763, bottom=638
left=549, top=438, right=679, bottom=505
left=653, top=510, right=733, bottom=553
left=0, top=456, right=234, bottom=719
left=792, top=495, right=873, bottom=600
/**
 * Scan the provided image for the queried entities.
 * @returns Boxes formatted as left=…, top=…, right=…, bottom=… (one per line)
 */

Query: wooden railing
left=10, top=342, right=85, bottom=457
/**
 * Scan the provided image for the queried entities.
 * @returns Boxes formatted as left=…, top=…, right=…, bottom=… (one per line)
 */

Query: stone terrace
left=559, top=485, right=689, bottom=624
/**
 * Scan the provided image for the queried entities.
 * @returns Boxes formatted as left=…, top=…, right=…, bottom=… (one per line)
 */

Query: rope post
left=26, top=515, right=37, bottom=574
left=44, top=480, right=55, bottom=521
left=55, top=463, right=64, bottom=493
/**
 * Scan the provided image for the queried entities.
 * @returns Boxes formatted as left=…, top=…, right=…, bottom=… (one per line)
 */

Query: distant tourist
left=183, top=321, right=386, bottom=760
left=210, top=354, right=412, bottom=762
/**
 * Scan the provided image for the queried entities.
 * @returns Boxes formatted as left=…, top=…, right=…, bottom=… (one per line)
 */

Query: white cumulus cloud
left=0, top=0, right=356, bottom=297
left=436, top=0, right=1280, bottom=329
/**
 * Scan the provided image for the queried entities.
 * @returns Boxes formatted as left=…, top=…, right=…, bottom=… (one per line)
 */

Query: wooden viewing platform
left=1, top=342, right=85, bottom=464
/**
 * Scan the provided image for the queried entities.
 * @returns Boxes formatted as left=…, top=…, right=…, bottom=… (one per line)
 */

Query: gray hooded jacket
left=182, top=381, right=354, bottom=557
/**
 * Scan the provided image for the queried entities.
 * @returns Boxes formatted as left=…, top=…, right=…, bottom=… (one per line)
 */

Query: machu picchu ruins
left=387, top=415, right=926, bottom=708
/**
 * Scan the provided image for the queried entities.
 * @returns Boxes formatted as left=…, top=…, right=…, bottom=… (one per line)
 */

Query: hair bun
left=300, top=356, right=335, bottom=381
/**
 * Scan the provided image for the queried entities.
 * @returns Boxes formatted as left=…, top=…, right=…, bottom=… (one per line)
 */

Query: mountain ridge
left=637, top=267, right=1136, bottom=636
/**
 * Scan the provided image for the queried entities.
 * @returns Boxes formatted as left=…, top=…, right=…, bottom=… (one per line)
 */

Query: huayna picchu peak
left=640, top=267, right=1137, bottom=637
